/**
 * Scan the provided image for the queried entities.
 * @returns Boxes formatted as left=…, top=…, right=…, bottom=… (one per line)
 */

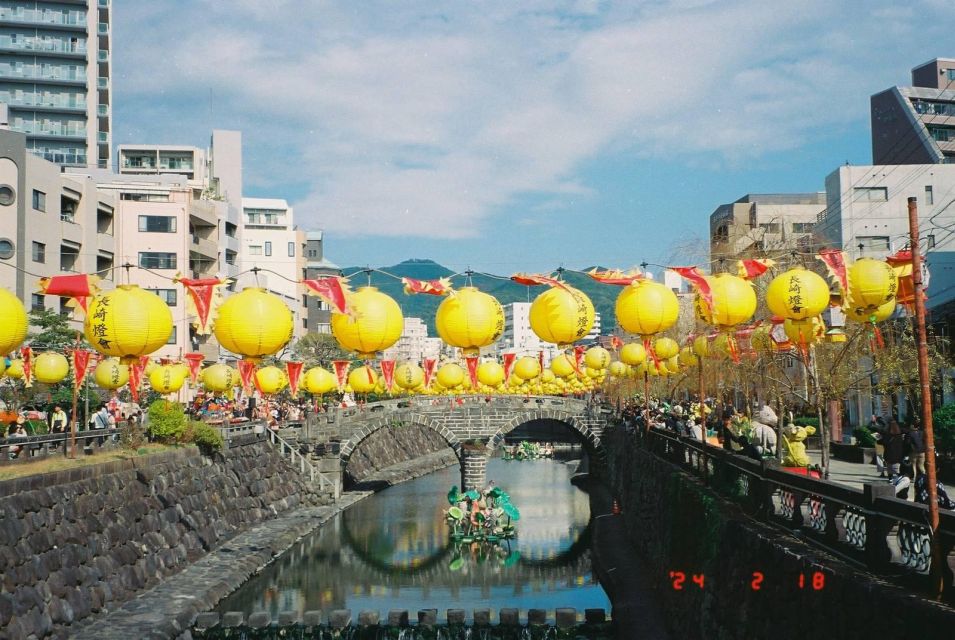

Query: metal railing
left=637, top=425, right=955, bottom=603
left=0, top=428, right=120, bottom=462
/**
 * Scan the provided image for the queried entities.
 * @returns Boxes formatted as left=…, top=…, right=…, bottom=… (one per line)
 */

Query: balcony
left=97, top=23, right=109, bottom=36
left=29, top=148, right=86, bottom=165
left=97, top=131, right=108, bottom=143
left=97, top=76, right=109, bottom=90
left=0, top=36, right=88, bottom=57
left=0, top=9, right=87, bottom=31
left=190, top=234, right=218, bottom=259
left=96, top=104, right=108, bottom=117
left=0, top=69, right=86, bottom=85
left=97, top=50, right=108, bottom=63
left=1, top=96, right=86, bottom=112
left=15, top=123, right=87, bottom=140
left=190, top=201, right=218, bottom=228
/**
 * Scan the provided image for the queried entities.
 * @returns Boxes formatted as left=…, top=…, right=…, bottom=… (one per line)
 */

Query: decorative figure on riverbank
left=781, top=424, right=816, bottom=468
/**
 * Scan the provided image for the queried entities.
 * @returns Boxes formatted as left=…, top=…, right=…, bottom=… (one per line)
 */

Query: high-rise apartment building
left=709, top=193, right=825, bottom=265
left=0, top=0, right=112, bottom=169
left=871, top=57, right=955, bottom=165
left=501, top=302, right=560, bottom=364
left=303, top=230, right=340, bottom=334
left=381, top=317, right=442, bottom=363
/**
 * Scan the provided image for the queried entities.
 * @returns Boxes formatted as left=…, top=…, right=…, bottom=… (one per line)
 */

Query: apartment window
left=138, top=252, right=176, bottom=269
left=121, top=193, right=168, bottom=202
left=225, top=249, right=236, bottom=265
left=854, top=187, right=888, bottom=202
left=138, top=215, right=177, bottom=233
left=758, top=223, right=781, bottom=234
left=928, top=234, right=937, bottom=250
left=166, top=326, right=177, bottom=345
left=948, top=69, right=955, bottom=81
left=31, top=293, right=44, bottom=312
left=288, top=242, right=295, bottom=257
left=302, top=294, right=308, bottom=307
left=926, top=185, right=934, bottom=206
left=225, top=221, right=237, bottom=238
left=792, top=222, right=813, bottom=233
left=32, top=241, right=45, bottom=263
left=32, top=189, right=45, bottom=211
left=857, top=236, right=890, bottom=252
left=248, top=245, right=262, bottom=256
left=302, top=318, right=307, bottom=329
left=264, top=241, right=272, bottom=257
left=148, top=288, right=177, bottom=306
left=928, top=126, right=954, bottom=142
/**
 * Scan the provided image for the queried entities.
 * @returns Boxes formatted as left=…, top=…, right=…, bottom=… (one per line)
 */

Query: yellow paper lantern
left=666, top=355, right=680, bottom=374
left=529, top=285, right=595, bottom=346
left=679, top=346, right=698, bottom=367
left=616, top=280, right=679, bottom=336
left=711, top=333, right=734, bottom=358
left=784, top=317, right=825, bottom=345
left=33, top=352, right=69, bottom=384
left=584, top=346, right=611, bottom=370
left=609, top=361, right=628, bottom=377
left=149, top=365, right=187, bottom=394
left=0, top=358, right=5, bottom=376
left=435, top=287, right=504, bottom=355
left=696, top=273, right=757, bottom=328
left=85, top=285, right=174, bottom=363
left=846, top=299, right=896, bottom=323
left=692, top=335, right=710, bottom=358
left=653, top=337, right=679, bottom=360
left=94, top=358, right=129, bottom=390
left=846, top=258, right=898, bottom=313
left=0, top=289, right=28, bottom=356
left=436, top=363, right=465, bottom=389
left=348, top=366, right=378, bottom=394
left=541, top=369, right=556, bottom=384
left=514, top=356, right=541, bottom=381
left=255, top=366, right=287, bottom=395
left=214, top=288, right=293, bottom=360
left=619, top=342, right=647, bottom=366
left=477, top=361, right=505, bottom=387
left=6, top=358, right=24, bottom=379
left=303, top=367, right=337, bottom=395
left=750, top=326, right=772, bottom=352
left=394, top=363, right=424, bottom=390
left=765, top=268, right=829, bottom=320
left=550, top=354, right=576, bottom=378
left=585, top=366, right=601, bottom=379
left=331, top=287, right=403, bottom=358
left=199, top=364, right=235, bottom=392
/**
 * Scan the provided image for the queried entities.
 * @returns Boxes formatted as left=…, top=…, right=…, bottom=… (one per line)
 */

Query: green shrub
left=146, top=400, right=187, bottom=443
left=852, top=426, right=876, bottom=447
left=187, top=420, right=224, bottom=455
left=793, top=416, right=819, bottom=428
left=932, top=403, right=955, bottom=453
left=25, top=419, right=47, bottom=435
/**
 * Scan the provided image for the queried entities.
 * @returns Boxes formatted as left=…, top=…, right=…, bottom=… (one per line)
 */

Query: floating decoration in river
left=84, top=285, right=174, bottom=363
left=32, top=352, right=69, bottom=385
left=503, top=441, right=554, bottom=461
left=528, top=284, right=595, bottom=347
left=331, top=286, right=403, bottom=358
left=94, top=358, right=128, bottom=390
left=435, top=287, right=504, bottom=356
left=445, top=484, right=519, bottom=543
left=214, top=287, right=293, bottom=361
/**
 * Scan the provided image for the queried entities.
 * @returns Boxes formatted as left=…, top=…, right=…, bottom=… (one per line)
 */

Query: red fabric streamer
left=21, top=346, right=32, bottom=387
left=176, top=276, right=227, bottom=335
left=886, top=249, right=925, bottom=312
left=286, top=361, right=304, bottom=397
left=573, top=345, right=587, bottom=374
left=670, top=266, right=713, bottom=312
left=378, top=360, right=395, bottom=391
left=816, top=249, right=849, bottom=296
left=37, top=274, right=97, bottom=313
left=183, top=352, right=204, bottom=384
left=501, top=353, right=516, bottom=381
left=237, top=360, right=256, bottom=395
left=70, top=349, right=91, bottom=390
left=537, top=351, right=544, bottom=373
left=642, top=337, right=661, bottom=369
left=609, top=336, right=623, bottom=351
left=873, top=326, right=885, bottom=350
left=586, top=268, right=644, bottom=286
left=303, top=277, right=349, bottom=315
left=128, top=362, right=143, bottom=403
left=736, top=259, right=775, bottom=280
left=465, top=356, right=479, bottom=390
left=423, top=358, right=438, bottom=388
left=725, top=334, right=741, bottom=364
left=510, top=273, right=564, bottom=288
left=401, top=277, right=451, bottom=296
left=332, top=360, right=351, bottom=391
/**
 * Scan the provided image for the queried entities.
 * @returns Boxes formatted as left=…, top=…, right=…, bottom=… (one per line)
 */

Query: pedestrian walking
left=905, top=422, right=926, bottom=477
left=883, top=420, right=906, bottom=480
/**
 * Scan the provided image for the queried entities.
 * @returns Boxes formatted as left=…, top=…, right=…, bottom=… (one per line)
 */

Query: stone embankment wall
left=604, top=427, right=955, bottom=640
left=343, top=425, right=453, bottom=486
left=0, top=435, right=329, bottom=640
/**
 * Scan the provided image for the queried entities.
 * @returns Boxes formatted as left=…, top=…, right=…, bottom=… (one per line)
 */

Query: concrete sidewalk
left=806, top=452, right=882, bottom=490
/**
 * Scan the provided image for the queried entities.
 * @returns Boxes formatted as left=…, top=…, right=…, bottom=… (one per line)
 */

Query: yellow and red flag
left=401, top=277, right=451, bottom=296
left=37, top=274, right=100, bottom=314
left=286, top=361, right=304, bottom=397
left=586, top=268, right=643, bottom=286
left=510, top=273, right=564, bottom=288
left=670, top=266, right=713, bottom=311
left=175, top=275, right=229, bottom=335
left=303, top=277, right=350, bottom=314
left=737, top=259, right=775, bottom=280
left=816, top=249, right=848, bottom=297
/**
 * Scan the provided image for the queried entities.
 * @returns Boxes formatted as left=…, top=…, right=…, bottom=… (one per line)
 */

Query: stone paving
left=807, top=452, right=881, bottom=490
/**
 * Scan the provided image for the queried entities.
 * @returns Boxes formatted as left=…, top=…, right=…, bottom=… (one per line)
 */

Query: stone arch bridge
left=319, top=395, right=610, bottom=491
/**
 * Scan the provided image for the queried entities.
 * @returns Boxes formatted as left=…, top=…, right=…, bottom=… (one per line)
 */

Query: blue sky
left=113, top=0, right=953, bottom=273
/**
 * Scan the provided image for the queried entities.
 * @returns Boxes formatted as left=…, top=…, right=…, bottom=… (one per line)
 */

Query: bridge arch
left=484, top=409, right=606, bottom=468
left=338, top=411, right=463, bottom=463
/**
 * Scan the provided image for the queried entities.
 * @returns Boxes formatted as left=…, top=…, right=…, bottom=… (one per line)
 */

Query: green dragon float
left=444, top=484, right=520, bottom=543
left=502, top=440, right=553, bottom=461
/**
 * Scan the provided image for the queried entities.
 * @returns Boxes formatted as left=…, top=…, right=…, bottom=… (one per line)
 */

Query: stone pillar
left=460, top=445, right=488, bottom=492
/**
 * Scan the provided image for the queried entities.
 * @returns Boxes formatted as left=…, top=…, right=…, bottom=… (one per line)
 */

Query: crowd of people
left=184, top=392, right=314, bottom=429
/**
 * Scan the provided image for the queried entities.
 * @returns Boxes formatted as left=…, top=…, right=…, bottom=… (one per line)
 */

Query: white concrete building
left=382, top=317, right=442, bottom=363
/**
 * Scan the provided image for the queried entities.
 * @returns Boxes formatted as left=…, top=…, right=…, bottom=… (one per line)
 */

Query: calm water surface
left=217, top=457, right=610, bottom=619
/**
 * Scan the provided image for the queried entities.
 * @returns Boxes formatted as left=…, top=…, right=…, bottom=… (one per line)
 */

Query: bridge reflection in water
left=217, top=457, right=610, bottom=618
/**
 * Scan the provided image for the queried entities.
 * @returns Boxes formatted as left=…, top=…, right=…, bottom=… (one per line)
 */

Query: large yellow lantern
left=394, top=363, right=424, bottom=390
left=541, top=369, right=556, bottom=384
left=666, top=355, right=680, bottom=374
left=696, top=274, right=756, bottom=328
left=0, top=289, right=28, bottom=356
left=550, top=354, right=576, bottom=378
left=436, top=363, right=465, bottom=389
left=255, top=366, right=287, bottom=394
left=435, top=287, right=504, bottom=355
left=765, top=268, right=829, bottom=320
left=846, top=299, right=896, bottom=323
left=348, top=366, right=378, bottom=394
left=214, top=288, right=293, bottom=360
left=529, top=285, right=595, bottom=346
left=149, top=365, right=187, bottom=394
left=6, top=359, right=24, bottom=379
left=609, top=361, right=628, bottom=377
left=201, top=364, right=236, bottom=392
left=584, top=346, right=611, bottom=370
left=514, top=356, right=541, bottom=381
left=331, top=287, right=403, bottom=358
left=85, top=285, right=173, bottom=363
left=846, top=258, right=898, bottom=313
left=303, top=367, right=337, bottom=395
left=679, top=346, right=699, bottom=367
left=619, top=343, right=647, bottom=366
left=94, top=358, right=129, bottom=390
left=33, top=352, right=69, bottom=384
left=616, top=280, right=679, bottom=336
left=477, top=361, right=505, bottom=387
left=653, top=337, right=679, bottom=360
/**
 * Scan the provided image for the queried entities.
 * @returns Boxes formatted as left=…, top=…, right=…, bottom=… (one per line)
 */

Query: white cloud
left=115, top=0, right=952, bottom=239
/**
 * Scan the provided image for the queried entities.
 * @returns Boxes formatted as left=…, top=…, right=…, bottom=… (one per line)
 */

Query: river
left=216, top=455, right=610, bottom=620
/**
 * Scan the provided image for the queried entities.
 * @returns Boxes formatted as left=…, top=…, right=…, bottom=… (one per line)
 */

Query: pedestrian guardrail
left=0, top=428, right=121, bottom=462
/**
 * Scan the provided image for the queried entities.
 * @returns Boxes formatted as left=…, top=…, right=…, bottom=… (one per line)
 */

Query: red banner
left=183, top=352, right=204, bottom=384
left=21, top=346, right=32, bottom=387
left=37, top=274, right=99, bottom=314
left=609, top=336, right=623, bottom=351
left=670, top=266, right=713, bottom=312
left=510, top=273, right=564, bottom=288
left=378, top=359, right=395, bottom=392
left=737, top=259, right=775, bottom=280
left=237, top=359, right=256, bottom=395
left=286, top=361, right=304, bottom=397
left=501, top=353, right=516, bottom=381
left=422, top=358, right=437, bottom=388
left=816, top=249, right=848, bottom=296
left=886, top=249, right=924, bottom=312
left=586, top=268, right=643, bottom=286
left=465, top=356, right=479, bottom=390
left=573, top=345, right=587, bottom=374
left=303, top=277, right=349, bottom=315
left=332, top=360, right=351, bottom=391
left=176, top=276, right=228, bottom=335
left=70, top=349, right=91, bottom=390
left=402, top=277, right=451, bottom=296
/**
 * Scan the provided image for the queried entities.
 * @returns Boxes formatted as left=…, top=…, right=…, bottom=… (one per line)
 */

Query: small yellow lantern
left=609, top=361, right=628, bottom=377
left=331, top=287, right=403, bottom=358
left=348, top=366, right=378, bottom=394
left=784, top=317, right=825, bottom=345
left=6, top=358, right=24, bottom=379
left=85, top=285, right=174, bottom=363
left=149, top=365, right=187, bottom=394
left=477, top=361, right=505, bottom=387
left=666, top=355, right=681, bottom=374
left=436, top=363, right=465, bottom=389
left=692, top=335, right=710, bottom=358
left=846, top=299, right=896, bottom=323
left=696, top=273, right=757, bottom=329
left=0, top=289, right=28, bottom=356
left=394, top=363, right=424, bottom=390
left=653, top=337, right=679, bottom=360
left=33, top=352, right=70, bottom=384
left=94, top=358, right=129, bottom=390
left=529, top=285, right=595, bottom=346
left=214, top=288, right=293, bottom=360
left=765, top=267, right=829, bottom=320
left=846, top=258, right=898, bottom=312
left=619, top=342, right=647, bottom=366
left=550, top=354, right=576, bottom=378
left=255, top=366, right=287, bottom=394
left=616, top=280, right=679, bottom=336
left=513, top=356, right=541, bottom=381
left=201, top=364, right=238, bottom=393
left=750, top=326, right=772, bottom=352
left=584, top=346, right=611, bottom=370
left=679, top=346, right=698, bottom=367
left=541, top=369, right=556, bottom=384
left=435, top=287, right=504, bottom=355
left=303, top=367, right=337, bottom=395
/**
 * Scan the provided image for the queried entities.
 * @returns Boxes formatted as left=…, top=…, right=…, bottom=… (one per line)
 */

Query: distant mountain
left=342, top=259, right=619, bottom=334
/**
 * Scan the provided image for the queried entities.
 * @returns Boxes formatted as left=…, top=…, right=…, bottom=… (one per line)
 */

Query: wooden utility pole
left=907, top=196, right=944, bottom=597
left=699, top=358, right=708, bottom=482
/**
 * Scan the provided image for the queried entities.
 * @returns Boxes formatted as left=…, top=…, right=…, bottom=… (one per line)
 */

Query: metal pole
left=699, top=358, right=707, bottom=482
left=907, top=196, right=944, bottom=598
left=643, top=369, right=650, bottom=434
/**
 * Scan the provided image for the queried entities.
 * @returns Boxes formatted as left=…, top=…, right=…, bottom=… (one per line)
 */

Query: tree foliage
left=289, top=332, right=349, bottom=368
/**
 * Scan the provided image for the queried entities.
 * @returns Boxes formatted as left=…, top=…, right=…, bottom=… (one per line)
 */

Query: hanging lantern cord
left=364, top=267, right=372, bottom=287
left=464, top=268, right=474, bottom=288
left=122, top=262, right=133, bottom=284
left=251, top=266, right=261, bottom=287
